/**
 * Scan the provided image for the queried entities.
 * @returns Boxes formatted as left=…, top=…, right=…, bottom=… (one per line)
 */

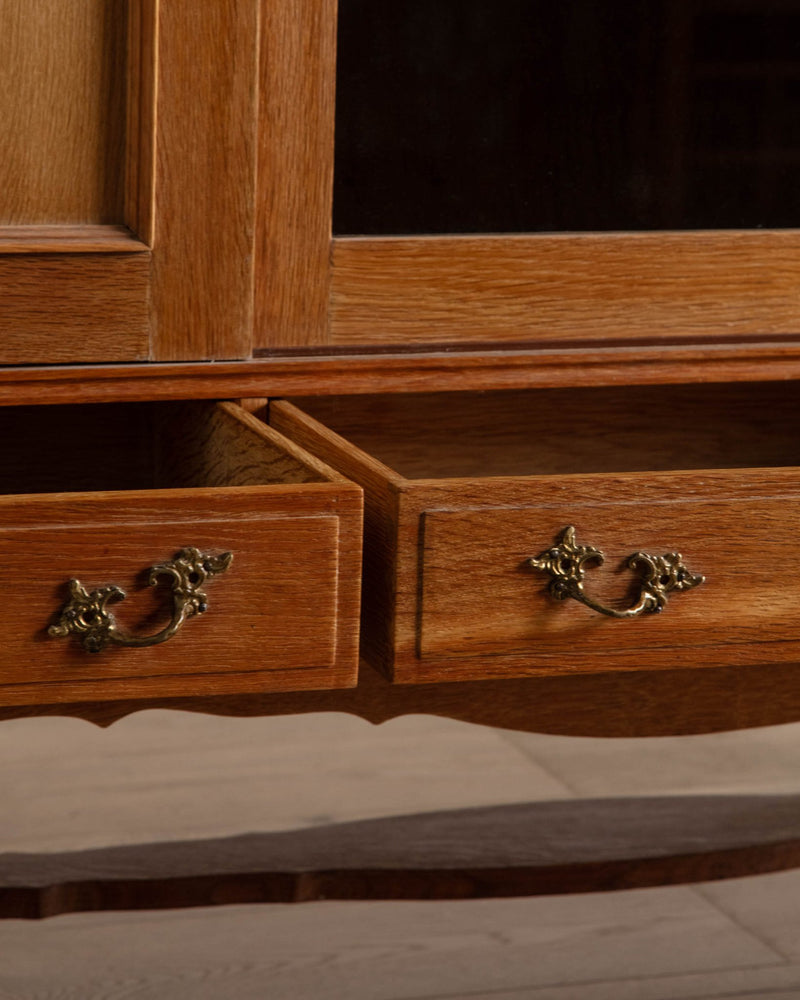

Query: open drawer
left=0, top=401, right=361, bottom=705
left=271, top=384, right=800, bottom=684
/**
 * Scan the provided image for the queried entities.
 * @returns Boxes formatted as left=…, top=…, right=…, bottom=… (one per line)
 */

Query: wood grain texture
left=0, top=507, right=339, bottom=698
left=0, top=226, right=147, bottom=253
left=0, top=399, right=332, bottom=496
left=0, top=490, right=359, bottom=704
left=330, top=233, right=800, bottom=345
left=277, top=391, right=800, bottom=684
left=254, top=0, right=337, bottom=349
left=0, top=402, right=362, bottom=703
left=0, top=0, right=256, bottom=362
left=0, top=254, right=150, bottom=364
left=270, top=400, right=403, bottom=670
left=285, top=384, right=800, bottom=479
left=158, top=400, right=337, bottom=488
left=4, top=654, right=800, bottom=739
left=3, top=795, right=800, bottom=918
left=125, top=0, right=157, bottom=244
left=415, top=484, right=800, bottom=678
left=0, top=1, right=155, bottom=364
left=151, top=0, right=258, bottom=360
left=6, top=342, right=800, bottom=406
left=0, top=0, right=127, bottom=225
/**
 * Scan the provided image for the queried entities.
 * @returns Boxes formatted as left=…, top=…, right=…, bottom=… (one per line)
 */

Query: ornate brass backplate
left=48, top=547, right=233, bottom=653
left=529, top=526, right=704, bottom=619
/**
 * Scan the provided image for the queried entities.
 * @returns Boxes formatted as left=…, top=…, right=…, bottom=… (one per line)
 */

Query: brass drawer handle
left=529, top=526, right=703, bottom=619
left=48, top=547, right=233, bottom=653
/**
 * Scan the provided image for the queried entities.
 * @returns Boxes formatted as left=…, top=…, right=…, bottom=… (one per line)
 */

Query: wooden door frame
left=0, top=0, right=258, bottom=364
left=254, top=0, right=800, bottom=352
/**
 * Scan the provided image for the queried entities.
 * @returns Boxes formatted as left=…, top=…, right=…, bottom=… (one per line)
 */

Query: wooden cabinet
left=1, top=0, right=799, bottom=730
left=10, top=0, right=800, bottom=921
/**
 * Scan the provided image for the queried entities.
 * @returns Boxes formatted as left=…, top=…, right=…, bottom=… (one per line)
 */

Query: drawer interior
left=0, top=401, right=329, bottom=495
left=288, top=383, right=800, bottom=479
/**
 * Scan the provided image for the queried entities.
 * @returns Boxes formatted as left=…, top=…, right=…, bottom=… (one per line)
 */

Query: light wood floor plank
left=499, top=724, right=800, bottom=799
left=439, top=968, right=800, bottom=1000
left=0, top=889, right=785, bottom=999
left=697, top=869, right=800, bottom=961
left=0, top=711, right=569, bottom=852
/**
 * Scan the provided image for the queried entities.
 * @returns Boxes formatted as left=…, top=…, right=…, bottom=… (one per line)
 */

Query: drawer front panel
left=418, top=493, right=799, bottom=673
left=0, top=487, right=358, bottom=703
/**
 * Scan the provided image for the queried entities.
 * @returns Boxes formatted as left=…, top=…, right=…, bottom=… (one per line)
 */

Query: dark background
left=334, top=0, right=800, bottom=234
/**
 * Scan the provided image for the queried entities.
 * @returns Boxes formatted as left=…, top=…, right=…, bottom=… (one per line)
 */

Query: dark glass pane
left=333, top=0, right=800, bottom=234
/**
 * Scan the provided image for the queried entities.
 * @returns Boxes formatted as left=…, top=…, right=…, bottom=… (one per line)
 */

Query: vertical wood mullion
left=253, top=0, right=337, bottom=350
left=150, top=0, right=258, bottom=361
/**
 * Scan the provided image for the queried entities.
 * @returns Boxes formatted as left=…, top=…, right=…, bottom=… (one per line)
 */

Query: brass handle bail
left=48, top=547, right=233, bottom=653
left=529, top=526, right=703, bottom=619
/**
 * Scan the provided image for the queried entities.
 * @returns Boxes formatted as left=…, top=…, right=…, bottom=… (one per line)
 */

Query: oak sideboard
left=3, top=0, right=800, bottom=914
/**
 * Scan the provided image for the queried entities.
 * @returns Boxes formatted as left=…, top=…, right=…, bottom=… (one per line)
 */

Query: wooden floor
left=1, top=708, right=800, bottom=998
